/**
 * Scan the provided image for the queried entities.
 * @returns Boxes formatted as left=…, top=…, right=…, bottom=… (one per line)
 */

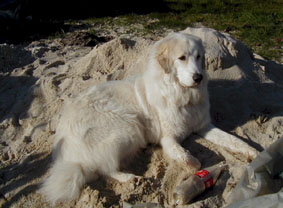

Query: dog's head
left=154, top=33, right=206, bottom=88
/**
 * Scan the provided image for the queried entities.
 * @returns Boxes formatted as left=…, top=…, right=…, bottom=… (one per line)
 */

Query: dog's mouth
left=179, top=82, right=201, bottom=89
left=191, top=82, right=202, bottom=88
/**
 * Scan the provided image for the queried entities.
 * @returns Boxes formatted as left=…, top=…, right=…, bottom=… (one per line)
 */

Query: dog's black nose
left=193, top=73, right=203, bottom=84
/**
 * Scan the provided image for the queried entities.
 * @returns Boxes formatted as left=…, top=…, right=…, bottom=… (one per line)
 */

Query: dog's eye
left=196, top=54, right=201, bottom=60
left=178, top=56, right=186, bottom=61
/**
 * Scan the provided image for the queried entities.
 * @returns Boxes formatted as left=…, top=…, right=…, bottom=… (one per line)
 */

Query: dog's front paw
left=185, top=154, right=201, bottom=170
left=176, top=150, right=201, bottom=170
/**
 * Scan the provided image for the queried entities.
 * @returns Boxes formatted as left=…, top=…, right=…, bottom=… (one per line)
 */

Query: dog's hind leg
left=198, top=124, right=258, bottom=160
left=107, top=171, right=138, bottom=183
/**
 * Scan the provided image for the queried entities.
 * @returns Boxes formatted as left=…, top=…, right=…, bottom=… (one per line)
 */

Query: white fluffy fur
left=41, top=33, right=258, bottom=204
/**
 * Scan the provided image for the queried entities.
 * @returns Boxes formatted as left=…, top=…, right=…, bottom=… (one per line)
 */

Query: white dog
left=41, top=32, right=258, bottom=203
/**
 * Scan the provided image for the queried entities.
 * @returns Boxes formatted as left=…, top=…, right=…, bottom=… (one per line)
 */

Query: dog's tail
left=40, top=159, right=86, bottom=204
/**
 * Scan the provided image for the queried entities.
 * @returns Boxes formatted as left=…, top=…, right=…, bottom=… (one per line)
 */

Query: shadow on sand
left=0, top=153, right=51, bottom=208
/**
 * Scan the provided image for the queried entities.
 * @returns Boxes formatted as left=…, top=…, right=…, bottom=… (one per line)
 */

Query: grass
left=79, top=0, right=282, bottom=62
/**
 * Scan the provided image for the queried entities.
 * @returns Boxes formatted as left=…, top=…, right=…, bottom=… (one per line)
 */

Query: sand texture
left=0, top=27, right=282, bottom=208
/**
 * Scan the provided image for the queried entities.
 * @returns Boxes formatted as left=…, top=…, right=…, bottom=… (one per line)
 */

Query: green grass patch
left=162, top=0, right=283, bottom=61
left=80, top=0, right=282, bottom=62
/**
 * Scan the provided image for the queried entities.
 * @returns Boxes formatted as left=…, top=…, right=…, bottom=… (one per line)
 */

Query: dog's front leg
left=198, top=124, right=258, bottom=159
left=160, top=136, right=201, bottom=170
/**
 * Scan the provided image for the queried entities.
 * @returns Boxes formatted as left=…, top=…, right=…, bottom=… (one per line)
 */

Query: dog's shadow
left=87, top=145, right=155, bottom=206
left=122, top=145, right=155, bottom=176
left=182, top=134, right=225, bottom=168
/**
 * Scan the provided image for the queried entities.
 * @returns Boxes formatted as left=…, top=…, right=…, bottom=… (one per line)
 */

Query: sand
left=0, top=27, right=282, bottom=208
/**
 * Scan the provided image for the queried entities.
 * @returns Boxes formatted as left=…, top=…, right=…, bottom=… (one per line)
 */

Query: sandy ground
left=0, top=27, right=282, bottom=208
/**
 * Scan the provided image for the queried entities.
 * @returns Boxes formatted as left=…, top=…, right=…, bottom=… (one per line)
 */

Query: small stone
left=82, top=74, right=91, bottom=81
left=23, top=136, right=32, bottom=144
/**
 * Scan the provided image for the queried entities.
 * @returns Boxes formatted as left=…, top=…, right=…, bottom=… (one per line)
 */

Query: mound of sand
left=0, top=27, right=282, bottom=208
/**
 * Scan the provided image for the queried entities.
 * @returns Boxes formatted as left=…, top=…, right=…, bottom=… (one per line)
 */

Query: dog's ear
left=156, top=43, right=171, bottom=74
